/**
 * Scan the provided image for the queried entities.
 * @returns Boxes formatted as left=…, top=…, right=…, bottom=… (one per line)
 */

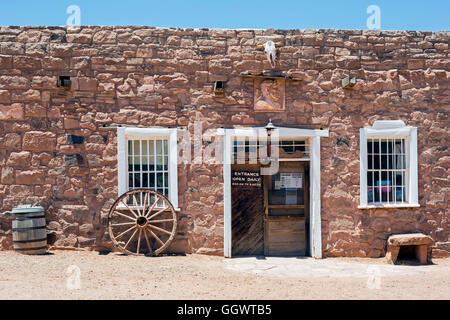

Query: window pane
left=373, top=140, right=379, bottom=153
left=387, top=140, right=393, bottom=153
left=374, top=154, right=380, bottom=169
left=150, top=173, right=155, bottom=188
left=367, top=171, right=373, bottom=186
left=149, top=140, right=155, bottom=156
left=134, top=155, right=140, bottom=171
left=367, top=140, right=373, bottom=153
left=368, top=155, right=373, bottom=169
left=381, top=155, right=388, bottom=169
left=381, top=140, right=387, bottom=153
left=388, top=155, right=393, bottom=169
left=395, top=155, right=405, bottom=169
left=142, top=156, right=148, bottom=171
left=156, top=140, right=163, bottom=155
left=387, top=171, right=393, bottom=202
left=142, top=140, right=148, bottom=156
left=128, top=156, right=133, bottom=172
left=142, top=173, right=148, bottom=188
left=134, top=173, right=141, bottom=188
left=164, top=140, right=168, bottom=156
left=157, top=172, right=164, bottom=188
left=394, top=140, right=403, bottom=154
left=395, top=171, right=403, bottom=186
left=149, top=153, right=155, bottom=171
left=128, top=173, right=133, bottom=189
left=164, top=173, right=168, bottom=189
left=368, top=187, right=373, bottom=203
left=395, top=187, right=404, bottom=202
left=164, top=156, right=168, bottom=171
left=133, top=140, right=140, bottom=155
left=157, top=156, right=163, bottom=171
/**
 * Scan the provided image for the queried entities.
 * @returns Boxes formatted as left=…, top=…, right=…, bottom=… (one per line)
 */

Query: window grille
left=367, top=138, right=406, bottom=204
left=127, top=138, right=169, bottom=198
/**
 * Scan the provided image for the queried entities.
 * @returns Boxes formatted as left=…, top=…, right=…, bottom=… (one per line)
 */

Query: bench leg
left=415, top=245, right=428, bottom=264
left=386, top=245, right=400, bottom=264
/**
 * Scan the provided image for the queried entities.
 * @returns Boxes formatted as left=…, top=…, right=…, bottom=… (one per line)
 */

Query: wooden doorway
left=231, top=161, right=309, bottom=257
left=264, top=161, right=309, bottom=256
left=231, top=164, right=264, bottom=256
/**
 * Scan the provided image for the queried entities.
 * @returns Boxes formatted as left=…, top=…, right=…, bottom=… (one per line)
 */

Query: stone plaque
left=254, top=78, right=285, bottom=112
left=231, top=170, right=262, bottom=188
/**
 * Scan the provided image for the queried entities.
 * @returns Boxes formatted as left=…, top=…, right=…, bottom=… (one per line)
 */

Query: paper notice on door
left=274, top=180, right=281, bottom=190
left=280, top=173, right=302, bottom=189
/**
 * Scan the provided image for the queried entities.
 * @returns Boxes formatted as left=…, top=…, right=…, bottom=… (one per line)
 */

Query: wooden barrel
left=12, top=206, right=47, bottom=255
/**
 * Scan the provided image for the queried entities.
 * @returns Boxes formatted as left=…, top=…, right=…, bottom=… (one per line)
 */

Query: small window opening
left=57, top=76, right=71, bottom=89
left=214, top=81, right=225, bottom=94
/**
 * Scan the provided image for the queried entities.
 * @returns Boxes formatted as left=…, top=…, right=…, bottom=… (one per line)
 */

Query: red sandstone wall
left=0, top=26, right=448, bottom=257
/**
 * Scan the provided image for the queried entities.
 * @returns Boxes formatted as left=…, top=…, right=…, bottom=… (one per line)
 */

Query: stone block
left=23, top=131, right=56, bottom=151
left=15, top=170, right=44, bottom=185
left=93, top=30, right=117, bottom=44
left=6, top=151, right=31, bottom=167
left=0, top=104, right=24, bottom=120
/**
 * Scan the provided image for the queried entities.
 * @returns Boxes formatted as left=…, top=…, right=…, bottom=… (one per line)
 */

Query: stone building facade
left=0, top=26, right=448, bottom=258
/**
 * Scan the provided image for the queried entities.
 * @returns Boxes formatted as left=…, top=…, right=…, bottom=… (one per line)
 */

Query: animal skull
left=264, top=41, right=277, bottom=68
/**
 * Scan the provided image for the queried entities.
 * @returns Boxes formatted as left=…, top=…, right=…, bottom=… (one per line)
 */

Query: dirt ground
left=0, top=250, right=449, bottom=300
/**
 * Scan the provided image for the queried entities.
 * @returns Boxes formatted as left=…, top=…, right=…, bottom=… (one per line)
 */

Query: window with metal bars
left=127, top=138, right=169, bottom=197
left=367, top=138, right=406, bottom=204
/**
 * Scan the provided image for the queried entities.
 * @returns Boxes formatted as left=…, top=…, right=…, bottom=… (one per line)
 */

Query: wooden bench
left=386, top=233, right=433, bottom=264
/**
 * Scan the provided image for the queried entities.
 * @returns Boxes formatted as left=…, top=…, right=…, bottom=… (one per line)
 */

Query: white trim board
left=218, top=126, right=329, bottom=259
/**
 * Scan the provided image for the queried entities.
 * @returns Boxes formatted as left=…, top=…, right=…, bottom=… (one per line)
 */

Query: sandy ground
left=0, top=250, right=449, bottom=300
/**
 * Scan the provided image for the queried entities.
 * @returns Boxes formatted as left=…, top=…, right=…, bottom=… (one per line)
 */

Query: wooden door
left=231, top=164, right=264, bottom=256
left=264, top=162, right=309, bottom=256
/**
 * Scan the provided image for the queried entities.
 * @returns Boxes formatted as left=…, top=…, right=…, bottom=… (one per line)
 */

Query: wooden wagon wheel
left=108, top=188, right=177, bottom=256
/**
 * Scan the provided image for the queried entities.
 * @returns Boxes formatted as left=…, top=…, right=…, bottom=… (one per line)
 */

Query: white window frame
left=359, top=120, right=419, bottom=209
left=117, top=127, right=179, bottom=209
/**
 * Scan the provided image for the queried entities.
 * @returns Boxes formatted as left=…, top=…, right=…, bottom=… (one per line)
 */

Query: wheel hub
left=136, top=216, right=148, bottom=228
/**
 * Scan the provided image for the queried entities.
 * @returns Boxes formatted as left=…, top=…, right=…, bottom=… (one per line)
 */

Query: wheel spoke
left=120, top=198, right=139, bottom=218
left=148, top=223, right=173, bottom=236
left=143, top=229, right=153, bottom=254
left=142, top=192, right=148, bottom=218
left=125, top=229, right=138, bottom=249
left=147, top=228, right=165, bottom=246
left=113, top=210, right=136, bottom=222
left=111, top=222, right=136, bottom=227
left=148, top=207, right=170, bottom=221
left=149, top=219, right=174, bottom=223
left=144, top=195, right=160, bottom=218
left=136, top=229, right=142, bottom=254
left=115, top=225, right=136, bottom=240
left=132, top=194, right=142, bottom=216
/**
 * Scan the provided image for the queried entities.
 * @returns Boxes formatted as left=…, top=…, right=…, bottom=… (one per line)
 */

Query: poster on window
left=279, top=173, right=302, bottom=189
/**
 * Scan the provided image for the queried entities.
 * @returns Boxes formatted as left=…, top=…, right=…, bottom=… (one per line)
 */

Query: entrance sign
left=231, top=170, right=262, bottom=188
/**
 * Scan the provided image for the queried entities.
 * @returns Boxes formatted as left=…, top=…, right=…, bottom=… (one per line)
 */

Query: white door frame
left=217, top=126, right=329, bottom=258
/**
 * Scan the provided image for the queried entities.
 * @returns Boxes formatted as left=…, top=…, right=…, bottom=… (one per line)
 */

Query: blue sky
left=0, top=0, right=449, bottom=31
